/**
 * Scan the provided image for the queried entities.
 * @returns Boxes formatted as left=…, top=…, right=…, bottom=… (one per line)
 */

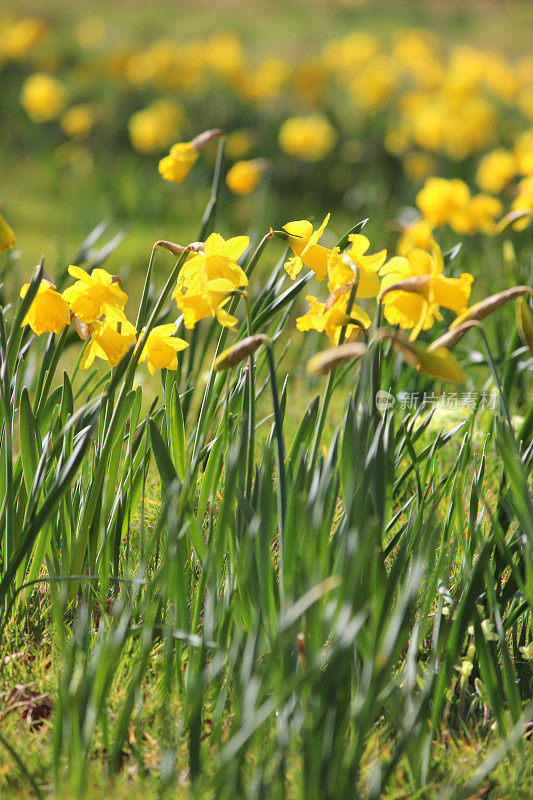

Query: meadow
left=0, top=1, right=533, bottom=798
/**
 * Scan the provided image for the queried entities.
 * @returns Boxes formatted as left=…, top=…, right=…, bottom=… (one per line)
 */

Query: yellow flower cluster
left=19, top=266, right=189, bottom=375
left=416, top=178, right=502, bottom=235
left=278, top=213, right=474, bottom=345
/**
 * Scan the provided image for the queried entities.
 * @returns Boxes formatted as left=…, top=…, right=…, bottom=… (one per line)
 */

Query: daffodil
left=380, top=245, right=473, bottom=340
left=173, top=232, right=249, bottom=329
left=226, top=159, right=267, bottom=195
left=62, top=266, right=128, bottom=323
left=136, top=324, right=188, bottom=374
left=80, top=315, right=137, bottom=369
left=296, top=293, right=371, bottom=346
left=20, top=280, right=70, bottom=336
left=327, top=234, right=386, bottom=299
left=159, top=142, right=199, bottom=183
left=282, top=215, right=335, bottom=281
left=159, top=129, right=223, bottom=184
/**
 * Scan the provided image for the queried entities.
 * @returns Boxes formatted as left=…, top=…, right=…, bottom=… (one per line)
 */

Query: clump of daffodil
left=279, top=214, right=335, bottom=281
left=226, top=159, right=267, bottom=195
left=159, top=128, right=223, bottom=184
left=379, top=244, right=474, bottom=340
left=295, top=231, right=389, bottom=344
left=20, top=72, right=66, bottom=123
left=136, top=324, right=189, bottom=375
left=173, top=232, right=249, bottom=329
left=20, top=279, right=70, bottom=336
left=416, top=176, right=502, bottom=235
left=278, top=114, right=337, bottom=161
left=0, top=213, right=16, bottom=253
left=62, top=266, right=128, bottom=324
left=81, top=312, right=137, bottom=369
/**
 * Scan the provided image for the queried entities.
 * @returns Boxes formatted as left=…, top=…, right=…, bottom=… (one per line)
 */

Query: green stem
left=243, top=293, right=255, bottom=501
left=266, top=343, right=286, bottom=605
left=34, top=326, right=69, bottom=418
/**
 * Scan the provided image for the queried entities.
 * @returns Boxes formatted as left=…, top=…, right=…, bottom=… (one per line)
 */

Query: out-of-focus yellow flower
left=403, top=152, right=437, bottom=182
left=0, top=213, right=16, bottom=252
left=205, top=32, right=245, bottom=80
left=279, top=114, right=337, bottom=161
left=225, top=129, right=255, bottom=160
left=282, top=215, right=334, bottom=281
left=226, top=159, right=267, bottom=195
left=60, top=103, right=96, bottom=139
left=74, top=17, right=106, bottom=49
left=81, top=315, right=137, bottom=369
left=21, top=72, right=66, bottom=122
left=136, top=324, right=188, bottom=375
left=397, top=219, right=436, bottom=255
left=238, top=57, right=289, bottom=103
left=511, top=175, right=533, bottom=230
left=20, top=280, right=70, bottom=336
left=129, top=99, right=183, bottom=154
left=467, top=194, right=503, bottom=234
left=296, top=293, right=371, bottom=345
left=327, top=234, right=386, bottom=299
left=380, top=245, right=473, bottom=340
left=62, top=266, right=128, bottom=323
left=3, top=17, right=47, bottom=60
left=349, top=56, right=398, bottom=111
left=416, top=177, right=501, bottom=234
left=476, top=148, right=516, bottom=194
left=173, top=233, right=249, bottom=329
left=416, top=177, right=471, bottom=228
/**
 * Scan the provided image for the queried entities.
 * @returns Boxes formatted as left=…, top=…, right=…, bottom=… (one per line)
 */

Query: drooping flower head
left=282, top=214, right=335, bottom=281
left=20, top=280, right=70, bottom=336
left=296, top=293, right=371, bottom=346
left=159, top=129, right=224, bottom=184
left=327, top=233, right=387, bottom=299
left=173, top=232, right=249, bottom=329
left=80, top=313, right=137, bottom=369
left=136, top=324, right=189, bottom=375
left=380, top=244, right=473, bottom=340
left=62, top=266, right=128, bottom=324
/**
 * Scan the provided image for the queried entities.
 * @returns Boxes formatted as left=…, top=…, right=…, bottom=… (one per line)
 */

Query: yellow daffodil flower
left=20, top=280, right=71, bottom=336
left=296, top=293, right=371, bottom=346
left=80, top=315, right=137, bottom=369
left=136, top=324, right=189, bottom=374
left=173, top=232, right=249, bottom=329
left=380, top=245, right=473, bottom=340
left=226, top=159, right=267, bottom=195
left=62, top=266, right=128, bottom=324
left=282, top=214, right=334, bottom=281
left=159, top=142, right=199, bottom=183
left=327, top=234, right=386, bottom=299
